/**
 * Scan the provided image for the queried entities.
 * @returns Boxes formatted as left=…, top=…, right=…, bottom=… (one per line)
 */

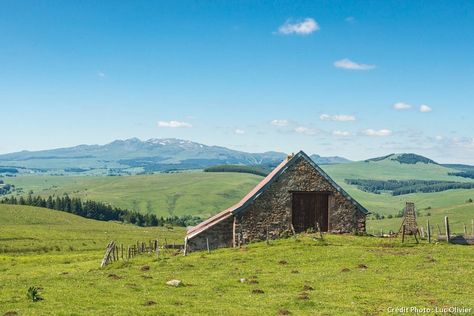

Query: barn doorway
left=292, top=192, right=329, bottom=233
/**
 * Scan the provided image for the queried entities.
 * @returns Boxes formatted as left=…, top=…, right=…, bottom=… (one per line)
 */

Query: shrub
left=27, top=287, right=43, bottom=302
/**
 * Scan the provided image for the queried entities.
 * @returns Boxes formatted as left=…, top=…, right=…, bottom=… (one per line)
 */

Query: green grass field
left=4, top=158, right=474, bottom=233
left=322, top=160, right=474, bottom=233
left=6, top=172, right=261, bottom=218
left=1, top=205, right=473, bottom=315
left=0, top=204, right=184, bottom=254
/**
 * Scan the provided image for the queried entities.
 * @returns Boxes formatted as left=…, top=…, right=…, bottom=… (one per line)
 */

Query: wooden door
left=292, top=192, right=329, bottom=233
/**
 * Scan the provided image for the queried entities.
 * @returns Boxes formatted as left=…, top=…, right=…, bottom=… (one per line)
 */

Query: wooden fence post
left=206, top=237, right=210, bottom=254
left=445, top=216, right=450, bottom=242
left=401, top=225, right=406, bottom=243
left=100, top=241, right=116, bottom=267
left=184, top=236, right=188, bottom=256
left=427, top=220, right=431, bottom=243
left=316, top=222, right=323, bottom=240
left=266, top=226, right=270, bottom=245
left=290, top=223, right=296, bottom=238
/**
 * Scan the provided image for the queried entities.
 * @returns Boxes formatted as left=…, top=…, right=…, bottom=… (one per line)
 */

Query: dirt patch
left=144, top=300, right=156, bottom=306
left=291, top=270, right=299, bottom=274
left=357, top=264, right=368, bottom=270
left=297, top=292, right=310, bottom=300
left=278, top=260, right=288, bottom=265
left=341, top=268, right=351, bottom=273
left=302, top=285, right=314, bottom=291
left=277, top=308, right=291, bottom=315
left=249, top=280, right=259, bottom=284
left=428, top=299, right=439, bottom=306
left=107, top=273, right=122, bottom=280
left=59, top=272, right=69, bottom=275
left=140, top=265, right=150, bottom=271
left=3, top=312, right=18, bottom=316
left=252, top=289, right=265, bottom=294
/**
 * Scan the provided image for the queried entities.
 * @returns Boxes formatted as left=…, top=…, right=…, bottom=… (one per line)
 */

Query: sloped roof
left=186, top=150, right=369, bottom=239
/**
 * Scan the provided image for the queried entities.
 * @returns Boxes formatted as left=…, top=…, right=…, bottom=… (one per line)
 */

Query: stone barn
left=185, top=150, right=368, bottom=252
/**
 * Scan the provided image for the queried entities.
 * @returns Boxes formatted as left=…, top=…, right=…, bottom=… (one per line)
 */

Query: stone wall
left=188, top=155, right=366, bottom=251
left=187, top=215, right=234, bottom=252
left=235, top=156, right=366, bottom=244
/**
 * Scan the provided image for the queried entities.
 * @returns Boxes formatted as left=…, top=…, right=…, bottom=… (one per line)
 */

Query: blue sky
left=1, top=1, right=473, bottom=163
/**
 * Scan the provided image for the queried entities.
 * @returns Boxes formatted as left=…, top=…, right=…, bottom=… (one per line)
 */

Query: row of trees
left=0, top=195, right=202, bottom=227
left=203, top=164, right=271, bottom=176
left=345, top=179, right=474, bottom=196
left=0, top=183, right=14, bottom=195
left=449, top=171, right=474, bottom=179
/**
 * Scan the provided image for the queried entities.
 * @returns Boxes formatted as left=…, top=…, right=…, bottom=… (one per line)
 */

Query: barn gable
left=186, top=150, right=368, bottom=251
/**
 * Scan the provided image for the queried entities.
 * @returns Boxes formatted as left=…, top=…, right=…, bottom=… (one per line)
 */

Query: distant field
left=0, top=205, right=472, bottom=315
left=322, top=160, right=474, bottom=232
left=5, top=173, right=262, bottom=218
left=321, top=159, right=471, bottom=182
left=3, top=159, right=474, bottom=233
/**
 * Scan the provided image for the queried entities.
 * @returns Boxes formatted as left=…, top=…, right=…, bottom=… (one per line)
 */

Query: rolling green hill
left=2, top=154, right=473, bottom=233
left=321, top=156, right=474, bottom=233
left=5, top=172, right=262, bottom=218
left=0, top=204, right=184, bottom=254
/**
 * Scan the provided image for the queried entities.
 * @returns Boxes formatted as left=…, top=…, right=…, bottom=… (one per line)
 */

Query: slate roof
left=186, top=150, right=369, bottom=239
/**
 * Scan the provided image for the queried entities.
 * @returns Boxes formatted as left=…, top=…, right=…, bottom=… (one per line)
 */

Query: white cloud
left=320, top=114, right=356, bottom=122
left=271, top=119, right=289, bottom=126
left=345, top=16, right=356, bottom=23
left=277, top=18, right=319, bottom=35
left=234, top=129, right=245, bottom=134
left=393, top=102, right=411, bottom=110
left=363, top=129, right=392, bottom=137
left=420, top=104, right=432, bottom=113
left=334, top=58, right=376, bottom=70
left=294, top=126, right=318, bottom=135
left=332, top=130, right=352, bottom=137
left=157, top=120, right=192, bottom=128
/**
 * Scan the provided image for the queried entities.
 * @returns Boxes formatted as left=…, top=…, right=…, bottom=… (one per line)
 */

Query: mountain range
left=0, top=138, right=351, bottom=174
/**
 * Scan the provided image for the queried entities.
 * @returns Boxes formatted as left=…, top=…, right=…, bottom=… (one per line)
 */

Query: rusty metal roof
left=186, top=150, right=369, bottom=239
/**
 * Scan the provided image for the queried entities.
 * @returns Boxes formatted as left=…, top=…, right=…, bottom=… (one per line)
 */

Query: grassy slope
left=7, top=173, right=261, bottom=218
left=0, top=206, right=472, bottom=315
left=4, top=159, right=474, bottom=232
left=0, top=204, right=184, bottom=254
left=321, top=160, right=474, bottom=232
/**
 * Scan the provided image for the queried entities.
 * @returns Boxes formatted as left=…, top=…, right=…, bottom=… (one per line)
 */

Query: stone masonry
left=186, top=153, right=367, bottom=252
